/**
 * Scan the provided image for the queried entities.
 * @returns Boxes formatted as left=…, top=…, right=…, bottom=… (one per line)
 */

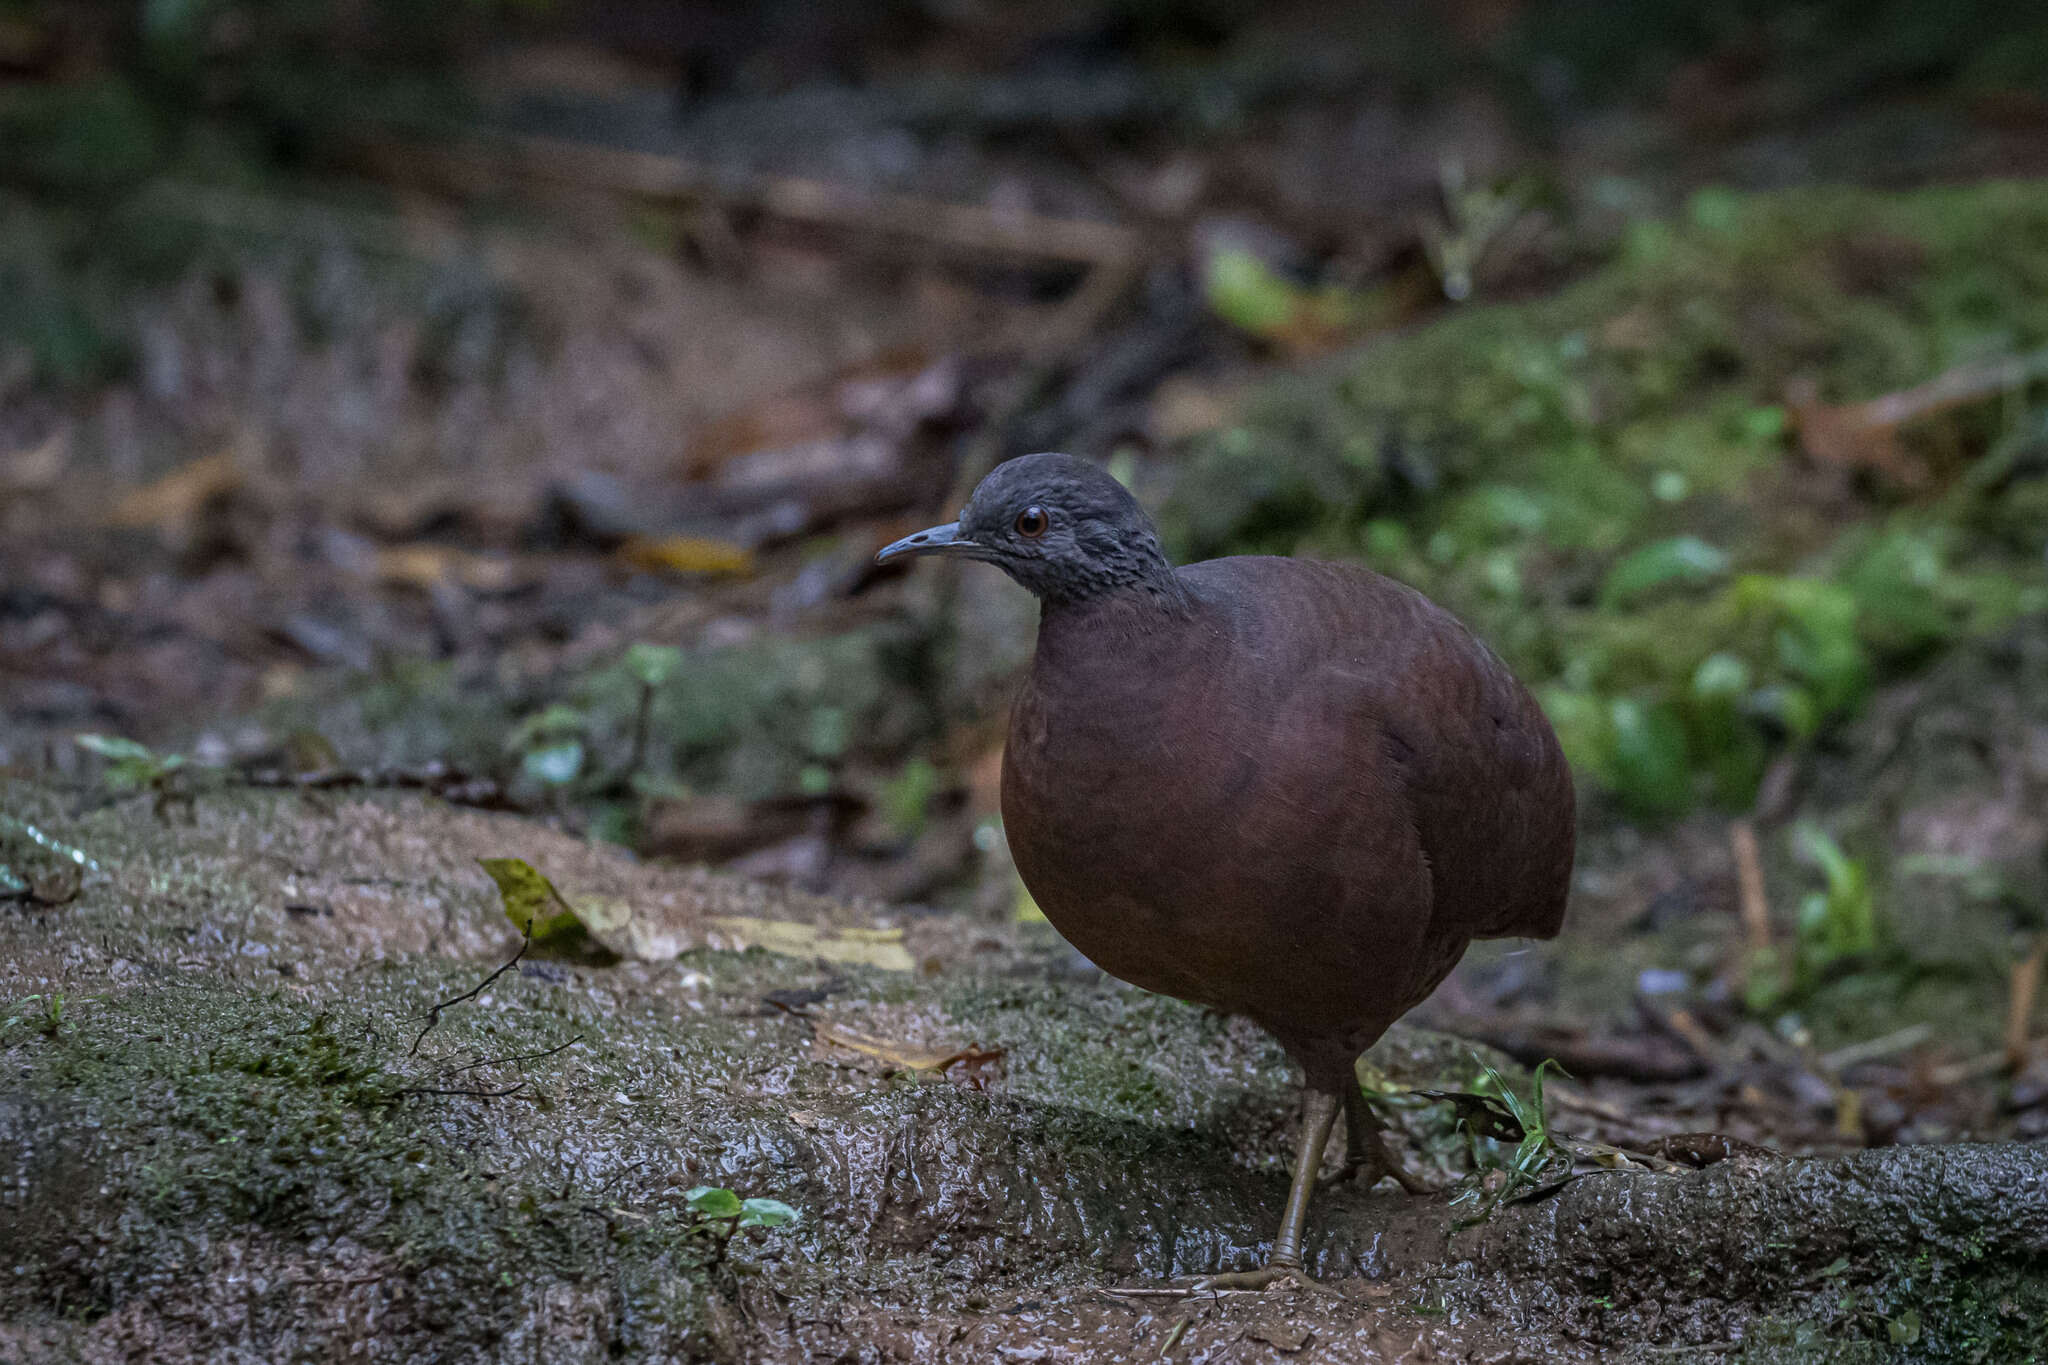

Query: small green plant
left=75, top=733, right=191, bottom=792
left=1793, top=823, right=1877, bottom=966
left=1743, top=823, right=1880, bottom=1015
left=684, top=1185, right=799, bottom=1265
left=1421, top=157, right=1529, bottom=303
left=507, top=704, right=588, bottom=789
left=620, top=643, right=682, bottom=784
left=3, top=992, right=67, bottom=1038
left=1444, top=1058, right=1572, bottom=1228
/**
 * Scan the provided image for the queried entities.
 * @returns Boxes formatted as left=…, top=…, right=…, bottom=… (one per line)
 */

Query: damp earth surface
left=2, top=781, right=2043, bottom=1364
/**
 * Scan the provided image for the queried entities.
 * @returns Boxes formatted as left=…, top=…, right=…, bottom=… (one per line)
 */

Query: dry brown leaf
left=1246, top=1321, right=1314, bottom=1352
left=815, top=1023, right=1002, bottom=1073
left=1148, top=374, right=1248, bottom=444
left=685, top=392, right=843, bottom=480
left=111, top=451, right=242, bottom=531
left=705, top=915, right=915, bottom=972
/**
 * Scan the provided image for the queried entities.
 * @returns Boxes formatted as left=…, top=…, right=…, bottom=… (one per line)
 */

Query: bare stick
left=411, top=919, right=531, bottom=1056
left=363, top=133, right=1141, bottom=268
left=392, top=1081, right=529, bottom=1101
left=446, top=1035, right=584, bottom=1076
left=2006, top=935, right=2045, bottom=1072
left=1835, top=346, right=2048, bottom=434
left=1730, top=821, right=1771, bottom=954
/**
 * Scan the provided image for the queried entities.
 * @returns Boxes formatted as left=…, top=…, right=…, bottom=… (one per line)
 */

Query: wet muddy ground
left=4, top=781, right=2043, bottom=1363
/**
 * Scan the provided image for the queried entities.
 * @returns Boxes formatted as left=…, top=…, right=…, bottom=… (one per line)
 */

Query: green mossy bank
left=1167, top=181, right=2048, bottom=822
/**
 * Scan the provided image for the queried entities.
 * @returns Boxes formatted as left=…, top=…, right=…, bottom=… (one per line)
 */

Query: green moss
left=1862, top=1245, right=2048, bottom=1363
left=1168, top=183, right=2048, bottom=824
left=2, top=977, right=725, bottom=1358
left=260, top=618, right=938, bottom=819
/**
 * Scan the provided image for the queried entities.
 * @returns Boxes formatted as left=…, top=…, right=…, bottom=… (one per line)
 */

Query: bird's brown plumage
left=877, top=451, right=1572, bottom=1279
left=1001, top=555, right=1573, bottom=1091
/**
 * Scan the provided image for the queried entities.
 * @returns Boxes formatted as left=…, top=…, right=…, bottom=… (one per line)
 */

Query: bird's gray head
left=876, top=453, right=1178, bottom=606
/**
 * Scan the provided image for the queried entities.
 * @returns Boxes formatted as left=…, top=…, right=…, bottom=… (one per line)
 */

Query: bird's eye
left=1014, top=506, right=1048, bottom=538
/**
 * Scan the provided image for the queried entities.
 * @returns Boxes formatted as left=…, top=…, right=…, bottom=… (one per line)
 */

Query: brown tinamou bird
left=877, top=453, right=1574, bottom=1287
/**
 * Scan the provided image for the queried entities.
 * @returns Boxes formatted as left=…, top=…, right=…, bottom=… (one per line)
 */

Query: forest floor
left=6, top=3, right=2048, bottom=1360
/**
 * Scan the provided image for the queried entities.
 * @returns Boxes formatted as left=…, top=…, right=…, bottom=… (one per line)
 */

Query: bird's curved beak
left=875, top=521, right=986, bottom=566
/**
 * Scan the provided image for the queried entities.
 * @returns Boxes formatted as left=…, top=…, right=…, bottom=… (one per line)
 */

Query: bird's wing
left=1305, top=567, right=1575, bottom=946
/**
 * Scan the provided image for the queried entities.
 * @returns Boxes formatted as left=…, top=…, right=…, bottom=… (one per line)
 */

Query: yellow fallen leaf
left=477, top=858, right=584, bottom=944
left=619, top=535, right=756, bottom=578
left=815, top=1024, right=1003, bottom=1073
left=476, top=858, right=687, bottom=962
left=705, top=915, right=915, bottom=972
left=831, top=926, right=910, bottom=943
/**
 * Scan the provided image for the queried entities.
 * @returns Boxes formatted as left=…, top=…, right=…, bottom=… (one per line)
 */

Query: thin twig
left=1931, top=1051, right=2008, bottom=1087
left=392, top=1081, right=529, bottom=1101
left=2006, top=934, right=2045, bottom=1071
left=411, top=920, right=531, bottom=1056
left=445, top=1034, right=584, bottom=1076
left=1730, top=821, right=1771, bottom=955
left=1831, top=346, right=2048, bottom=433
left=1819, top=1023, right=1933, bottom=1074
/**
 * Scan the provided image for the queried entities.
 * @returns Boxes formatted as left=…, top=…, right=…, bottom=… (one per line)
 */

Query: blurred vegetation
left=1167, top=181, right=2048, bottom=822
left=0, top=0, right=521, bottom=192
left=1494, top=0, right=2048, bottom=100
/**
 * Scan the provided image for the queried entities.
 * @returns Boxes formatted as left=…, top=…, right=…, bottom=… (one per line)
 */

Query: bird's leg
left=1329, top=1085, right=1439, bottom=1195
left=1191, top=1088, right=1341, bottom=1292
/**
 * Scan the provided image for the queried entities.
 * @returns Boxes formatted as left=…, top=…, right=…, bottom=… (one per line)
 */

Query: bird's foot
left=1187, top=1263, right=1318, bottom=1294
left=1325, top=1137, right=1441, bottom=1196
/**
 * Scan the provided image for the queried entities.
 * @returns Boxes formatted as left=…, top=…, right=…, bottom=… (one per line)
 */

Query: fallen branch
left=361, top=132, right=1142, bottom=269
left=237, top=762, right=522, bottom=812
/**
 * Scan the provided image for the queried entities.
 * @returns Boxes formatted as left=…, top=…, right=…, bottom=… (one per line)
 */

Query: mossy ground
left=4, top=779, right=2045, bottom=1362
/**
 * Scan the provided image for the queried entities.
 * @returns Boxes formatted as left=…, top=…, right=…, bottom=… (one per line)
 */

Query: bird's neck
left=1034, top=576, right=1197, bottom=671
